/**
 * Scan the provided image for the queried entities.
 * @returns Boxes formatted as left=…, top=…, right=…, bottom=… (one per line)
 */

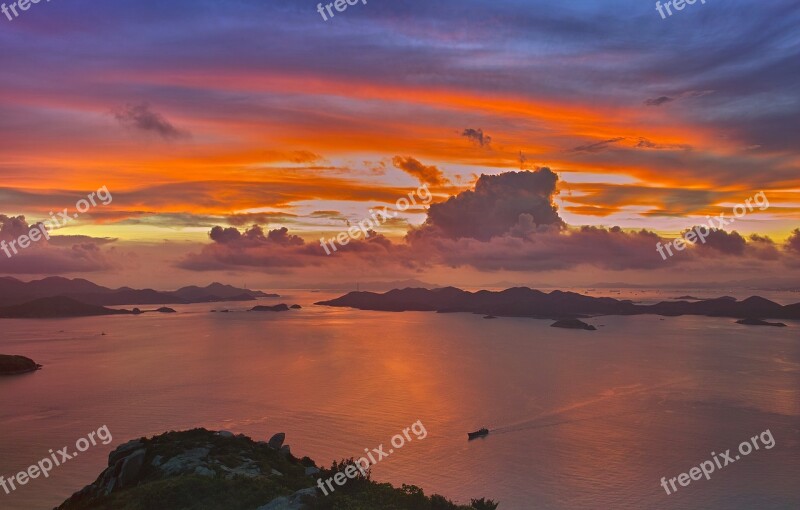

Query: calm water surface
left=1, top=290, right=798, bottom=509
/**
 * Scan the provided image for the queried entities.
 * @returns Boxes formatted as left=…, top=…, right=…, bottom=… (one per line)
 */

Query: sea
left=1, top=289, right=798, bottom=509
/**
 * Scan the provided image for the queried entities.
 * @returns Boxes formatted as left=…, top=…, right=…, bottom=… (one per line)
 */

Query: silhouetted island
left=57, top=429, right=496, bottom=510
left=0, top=277, right=278, bottom=307
left=317, top=287, right=800, bottom=321
left=0, top=354, right=41, bottom=375
left=250, top=304, right=291, bottom=312
left=0, top=296, right=132, bottom=318
left=736, top=318, right=787, bottom=327
left=551, top=318, right=596, bottom=330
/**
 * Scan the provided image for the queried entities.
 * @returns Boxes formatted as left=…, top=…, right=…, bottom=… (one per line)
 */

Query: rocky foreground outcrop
left=57, top=429, right=495, bottom=510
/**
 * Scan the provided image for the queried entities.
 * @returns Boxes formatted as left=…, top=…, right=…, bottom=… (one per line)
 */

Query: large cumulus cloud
left=402, top=169, right=665, bottom=270
left=179, top=169, right=800, bottom=275
left=419, top=168, right=564, bottom=241
left=690, top=228, right=747, bottom=255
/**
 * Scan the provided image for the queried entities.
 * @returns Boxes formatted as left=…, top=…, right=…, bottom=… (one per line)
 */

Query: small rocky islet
left=735, top=318, right=787, bottom=327
left=0, top=354, right=41, bottom=375
left=250, top=304, right=301, bottom=312
left=550, top=318, right=597, bottom=331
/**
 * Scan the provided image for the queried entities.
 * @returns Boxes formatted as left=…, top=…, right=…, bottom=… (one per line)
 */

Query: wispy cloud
left=462, top=128, right=492, bottom=148
left=644, top=90, right=714, bottom=107
left=392, top=156, right=449, bottom=186
left=570, top=137, right=625, bottom=153
left=113, top=103, right=190, bottom=140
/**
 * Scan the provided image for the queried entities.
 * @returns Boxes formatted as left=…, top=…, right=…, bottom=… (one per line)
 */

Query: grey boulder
left=268, top=432, right=285, bottom=449
left=117, top=449, right=146, bottom=489
left=256, top=487, right=317, bottom=510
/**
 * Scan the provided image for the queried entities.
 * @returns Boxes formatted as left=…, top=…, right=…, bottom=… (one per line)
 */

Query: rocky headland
left=0, top=296, right=132, bottom=319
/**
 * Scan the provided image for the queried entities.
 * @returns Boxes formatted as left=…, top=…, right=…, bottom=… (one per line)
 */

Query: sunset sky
left=1, top=0, right=798, bottom=288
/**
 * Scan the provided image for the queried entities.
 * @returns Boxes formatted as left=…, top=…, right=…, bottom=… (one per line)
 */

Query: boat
left=468, top=428, right=489, bottom=440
